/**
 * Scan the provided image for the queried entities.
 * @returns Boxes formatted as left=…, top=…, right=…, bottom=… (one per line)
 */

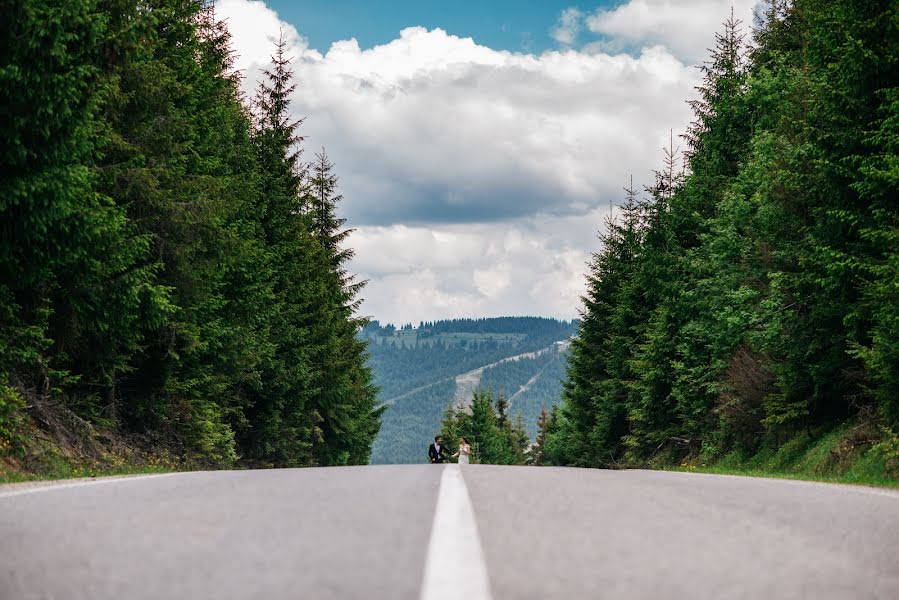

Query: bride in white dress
left=453, top=437, right=472, bottom=465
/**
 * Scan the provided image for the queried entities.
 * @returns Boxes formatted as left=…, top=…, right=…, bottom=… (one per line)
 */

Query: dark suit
left=428, top=443, right=449, bottom=463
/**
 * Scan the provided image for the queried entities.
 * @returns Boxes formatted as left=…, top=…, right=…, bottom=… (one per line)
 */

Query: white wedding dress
left=458, top=445, right=470, bottom=465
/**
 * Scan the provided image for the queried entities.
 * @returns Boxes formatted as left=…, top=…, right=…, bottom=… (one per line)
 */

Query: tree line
left=1, top=0, right=381, bottom=468
left=439, top=389, right=531, bottom=466
left=363, top=317, right=576, bottom=340
left=545, top=1, right=899, bottom=470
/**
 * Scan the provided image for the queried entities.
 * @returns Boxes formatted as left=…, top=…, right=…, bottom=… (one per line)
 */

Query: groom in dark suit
left=428, top=435, right=449, bottom=463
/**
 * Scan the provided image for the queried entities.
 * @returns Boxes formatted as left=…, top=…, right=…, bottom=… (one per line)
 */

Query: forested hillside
left=479, top=345, right=568, bottom=439
left=549, top=1, right=899, bottom=478
left=1, top=0, right=381, bottom=476
left=366, top=318, right=575, bottom=463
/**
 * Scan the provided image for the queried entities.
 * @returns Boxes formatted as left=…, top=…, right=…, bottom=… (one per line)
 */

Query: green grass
left=0, top=464, right=174, bottom=485
left=669, top=423, right=899, bottom=489
left=0, top=466, right=174, bottom=484
left=1, top=436, right=181, bottom=485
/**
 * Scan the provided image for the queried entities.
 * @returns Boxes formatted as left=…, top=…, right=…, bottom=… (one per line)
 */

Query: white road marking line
left=420, top=464, right=493, bottom=600
left=0, top=472, right=184, bottom=499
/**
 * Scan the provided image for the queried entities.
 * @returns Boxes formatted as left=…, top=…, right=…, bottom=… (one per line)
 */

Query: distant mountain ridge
left=363, top=317, right=576, bottom=464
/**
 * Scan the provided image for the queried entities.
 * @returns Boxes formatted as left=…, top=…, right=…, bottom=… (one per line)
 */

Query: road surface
left=2, top=466, right=898, bottom=599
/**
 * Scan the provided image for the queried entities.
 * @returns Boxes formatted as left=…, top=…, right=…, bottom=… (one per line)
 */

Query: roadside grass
left=1, top=428, right=181, bottom=486
left=0, top=449, right=175, bottom=485
left=0, top=464, right=173, bottom=485
left=670, top=423, right=899, bottom=489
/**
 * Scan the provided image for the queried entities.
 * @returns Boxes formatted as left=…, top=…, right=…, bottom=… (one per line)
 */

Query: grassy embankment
left=0, top=464, right=172, bottom=485
left=665, top=421, right=899, bottom=488
left=0, top=420, right=180, bottom=485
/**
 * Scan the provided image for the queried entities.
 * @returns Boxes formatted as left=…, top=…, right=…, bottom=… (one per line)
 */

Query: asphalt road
left=2, top=465, right=898, bottom=599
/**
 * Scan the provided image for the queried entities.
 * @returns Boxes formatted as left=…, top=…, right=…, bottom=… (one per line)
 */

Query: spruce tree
left=249, top=32, right=318, bottom=466
left=303, top=148, right=381, bottom=465
left=557, top=1, right=899, bottom=470
left=1, top=0, right=165, bottom=435
left=532, top=407, right=551, bottom=465
left=95, top=0, right=281, bottom=463
left=0, top=0, right=387, bottom=469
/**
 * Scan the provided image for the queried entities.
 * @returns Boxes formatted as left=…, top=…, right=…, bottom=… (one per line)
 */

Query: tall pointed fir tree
left=559, top=178, right=646, bottom=465
left=557, top=1, right=899, bottom=470
left=658, top=12, right=755, bottom=454
left=305, top=148, right=382, bottom=465
left=0, top=0, right=386, bottom=469
left=532, top=407, right=552, bottom=465
left=248, top=33, right=320, bottom=466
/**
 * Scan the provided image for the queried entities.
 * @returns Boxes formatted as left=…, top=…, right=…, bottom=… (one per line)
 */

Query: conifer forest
left=1, top=0, right=381, bottom=470
left=2, top=0, right=898, bottom=480
left=547, top=1, right=899, bottom=474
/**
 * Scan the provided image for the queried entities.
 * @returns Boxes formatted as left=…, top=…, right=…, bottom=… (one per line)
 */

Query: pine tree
left=248, top=31, right=319, bottom=466
left=301, top=148, right=381, bottom=465
left=0, top=0, right=386, bottom=469
left=559, top=177, right=647, bottom=465
left=461, top=389, right=504, bottom=464
left=841, top=6, right=899, bottom=430
left=685, top=8, right=748, bottom=187
left=95, top=0, right=286, bottom=463
left=557, top=1, right=899, bottom=471
left=308, top=149, right=350, bottom=260
left=439, top=403, right=461, bottom=459
left=532, top=407, right=551, bottom=465
left=510, top=412, right=530, bottom=465
left=0, top=0, right=166, bottom=437
left=541, top=405, right=566, bottom=466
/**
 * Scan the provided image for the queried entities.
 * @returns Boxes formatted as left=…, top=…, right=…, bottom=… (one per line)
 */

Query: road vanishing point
left=2, top=465, right=898, bottom=599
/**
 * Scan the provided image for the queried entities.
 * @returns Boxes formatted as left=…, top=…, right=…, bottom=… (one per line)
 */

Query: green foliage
left=682, top=419, right=899, bottom=487
left=1, top=1, right=380, bottom=470
left=0, top=380, right=26, bottom=458
left=872, top=428, right=899, bottom=478
left=302, top=147, right=382, bottom=466
left=1, top=0, right=161, bottom=398
left=557, top=1, right=899, bottom=478
left=438, top=388, right=529, bottom=465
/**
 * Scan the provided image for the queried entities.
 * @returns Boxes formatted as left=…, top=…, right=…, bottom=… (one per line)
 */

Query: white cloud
left=219, top=0, right=309, bottom=63
left=213, top=0, right=730, bottom=321
left=585, top=0, right=762, bottom=64
left=349, top=208, right=609, bottom=324
left=551, top=7, right=584, bottom=46
left=217, top=9, right=697, bottom=226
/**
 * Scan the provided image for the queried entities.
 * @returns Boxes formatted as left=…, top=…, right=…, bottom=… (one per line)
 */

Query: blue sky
left=265, top=1, right=620, bottom=54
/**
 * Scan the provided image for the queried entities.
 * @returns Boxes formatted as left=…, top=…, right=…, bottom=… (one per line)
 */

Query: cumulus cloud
left=585, top=0, right=763, bottom=64
left=214, top=0, right=724, bottom=321
left=551, top=7, right=584, bottom=46
left=349, top=208, right=610, bottom=324
left=217, top=7, right=697, bottom=226
left=219, top=0, right=308, bottom=62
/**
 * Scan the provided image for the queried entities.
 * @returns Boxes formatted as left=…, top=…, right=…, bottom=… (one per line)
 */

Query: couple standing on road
left=428, top=435, right=471, bottom=464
